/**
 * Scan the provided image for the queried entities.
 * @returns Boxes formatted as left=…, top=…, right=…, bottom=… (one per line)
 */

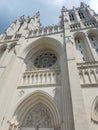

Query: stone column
left=60, top=46, right=74, bottom=130
left=74, top=8, right=80, bottom=22
left=0, top=47, right=16, bottom=91
left=0, top=55, right=25, bottom=130
left=65, top=36, right=91, bottom=130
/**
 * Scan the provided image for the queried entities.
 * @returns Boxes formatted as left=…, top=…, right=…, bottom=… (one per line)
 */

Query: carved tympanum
left=22, top=103, right=52, bottom=128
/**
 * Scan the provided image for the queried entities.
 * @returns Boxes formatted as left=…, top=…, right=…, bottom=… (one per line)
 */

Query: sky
left=0, top=0, right=97, bottom=33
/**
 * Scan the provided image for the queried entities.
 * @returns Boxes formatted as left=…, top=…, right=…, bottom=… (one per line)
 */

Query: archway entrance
left=21, top=103, right=54, bottom=130
left=10, top=91, right=61, bottom=130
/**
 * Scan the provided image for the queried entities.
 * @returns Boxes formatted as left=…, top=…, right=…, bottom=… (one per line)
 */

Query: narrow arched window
left=78, top=11, right=85, bottom=19
left=74, top=35, right=91, bottom=63
left=69, top=13, right=75, bottom=21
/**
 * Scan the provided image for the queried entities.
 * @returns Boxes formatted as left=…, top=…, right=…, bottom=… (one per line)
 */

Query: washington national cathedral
left=0, top=2, right=98, bottom=130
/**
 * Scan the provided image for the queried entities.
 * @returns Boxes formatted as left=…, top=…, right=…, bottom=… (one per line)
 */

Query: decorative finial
left=80, top=1, right=87, bottom=7
left=19, top=15, right=25, bottom=22
left=36, top=11, right=40, bottom=17
left=61, top=6, right=66, bottom=12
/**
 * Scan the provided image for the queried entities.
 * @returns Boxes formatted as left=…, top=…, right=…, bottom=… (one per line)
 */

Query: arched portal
left=19, top=37, right=63, bottom=87
left=9, top=91, right=61, bottom=130
left=91, top=96, right=98, bottom=124
left=22, top=103, right=53, bottom=128
left=21, top=37, right=64, bottom=60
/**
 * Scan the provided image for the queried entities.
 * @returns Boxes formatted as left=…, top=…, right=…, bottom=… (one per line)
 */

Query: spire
left=19, top=15, right=25, bottom=22
left=34, top=11, right=40, bottom=19
left=80, top=1, right=88, bottom=8
left=61, top=6, right=67, bottom=13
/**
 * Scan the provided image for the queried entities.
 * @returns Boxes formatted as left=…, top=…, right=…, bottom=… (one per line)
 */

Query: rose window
left=34, top=51, right=57, bottom=68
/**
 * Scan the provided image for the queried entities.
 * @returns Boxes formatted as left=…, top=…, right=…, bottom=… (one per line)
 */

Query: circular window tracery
left=34, top=51, right=57, bottom=68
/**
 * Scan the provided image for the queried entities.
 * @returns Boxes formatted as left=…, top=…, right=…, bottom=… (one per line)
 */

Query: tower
left=0, top=2, right=98, bottom=130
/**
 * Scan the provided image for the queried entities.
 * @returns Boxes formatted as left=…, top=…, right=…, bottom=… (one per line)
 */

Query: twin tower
left=0, top=2, right=98, bottom=130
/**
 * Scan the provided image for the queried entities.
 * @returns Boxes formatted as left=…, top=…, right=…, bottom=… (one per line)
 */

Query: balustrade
left=28, top=25, right=63, bottom=37
left=20, top=69, right=61, bottom=87
left=1, top=25, right=63, bottom=42
left=84, top=21, right=95, bottom=28
left=70, top=23, right=81, bottom=30
left=77, top=62, right=98, bottom=86
left=70, top=20, right=96, bottom=31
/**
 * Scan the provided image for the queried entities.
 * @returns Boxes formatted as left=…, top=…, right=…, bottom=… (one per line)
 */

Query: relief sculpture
left=23, top=103, right=52, bottom=128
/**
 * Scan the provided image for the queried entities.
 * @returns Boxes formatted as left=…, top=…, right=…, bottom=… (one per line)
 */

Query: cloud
left=0, top=0, right=93, bottom=33
left=90, top=0, right=98, bottom=13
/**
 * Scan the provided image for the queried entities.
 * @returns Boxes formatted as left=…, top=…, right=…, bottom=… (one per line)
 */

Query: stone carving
left=8, top=120, right=20, bottom=130
left=23, top=103, right=52, bottom=128
left=34, top=51, right=57, bottom=68
left=19, top=90, right=25, bottom=97
left=95, top=100, right=98, bottom=113
left=19, top=15, right=25, bottom=23
left=26, top=50, right=59, bottom=70
left=91, top=99, right=98, bottom=124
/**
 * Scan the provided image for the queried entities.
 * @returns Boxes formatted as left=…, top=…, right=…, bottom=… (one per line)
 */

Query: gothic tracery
left=22, top=103, right=52, bottom=128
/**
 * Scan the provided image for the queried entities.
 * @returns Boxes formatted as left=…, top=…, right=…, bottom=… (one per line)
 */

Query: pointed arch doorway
left=21, top=103, right=54, bottom=130
left=10, top=91, right=61, bottom=130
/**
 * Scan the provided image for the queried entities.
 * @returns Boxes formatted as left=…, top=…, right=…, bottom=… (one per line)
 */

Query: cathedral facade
left=0, top=2, right=98, bottom=130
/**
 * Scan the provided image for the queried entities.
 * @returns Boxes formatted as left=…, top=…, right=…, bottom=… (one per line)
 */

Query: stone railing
left=18, top=68, right=61, bottom=88
left=83, top=20, right=95, bottom=28
left=70, top=20, right=96, bottom=31
left=77, top=62, right=98, bottom=87
left=0, top=25, right=63, bottom=42
left=70, top=23, right=81, bottom=30
left=28, top=25, right=63, bottom=37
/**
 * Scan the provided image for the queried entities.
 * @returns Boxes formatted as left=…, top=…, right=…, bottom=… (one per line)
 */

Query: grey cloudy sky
left=0, top=0, right=97, bottom=33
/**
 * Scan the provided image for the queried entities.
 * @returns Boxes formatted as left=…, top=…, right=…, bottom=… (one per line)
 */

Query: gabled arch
left=21, top=37, right=64, bottom=70
left=21, top=37, right=64, bottom=60
left=87, top=29, right=98, bottom=37
left=73, top=31, right=86, bottom=40
left=12, top=90, right=62, bottom=128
